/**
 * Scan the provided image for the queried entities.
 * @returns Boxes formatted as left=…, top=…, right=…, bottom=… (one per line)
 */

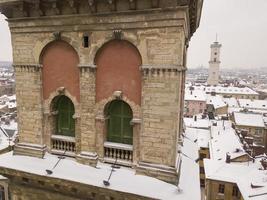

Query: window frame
left=107, top=100, right=133, bottom=145
left=218, top=184, right=225, bottom=194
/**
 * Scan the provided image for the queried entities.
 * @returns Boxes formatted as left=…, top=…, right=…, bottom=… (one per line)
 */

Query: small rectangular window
left=218, top=184, right=225, bottom=194
left=232, top=185, right=239, bottom=196
left=200, top=167, right=205, bottom=174
left=83, top=35, right=89, bottom=48
left=200, top=179, right=205, bottom=187
left=0, top=185, right=5, bottom=200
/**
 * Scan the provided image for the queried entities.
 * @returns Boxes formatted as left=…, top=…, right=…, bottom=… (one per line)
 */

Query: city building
left=232, top=112, right=267, bottom=148
left=184, top=88, right=206, bottom=117
left=206, top=94, right=228, bottom=117
left=207, top=39, right=222, bottom=86
left=0, top=0, right=203, bottom=199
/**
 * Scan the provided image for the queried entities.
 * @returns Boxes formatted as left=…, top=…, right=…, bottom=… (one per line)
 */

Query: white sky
left=187, top=0, right=267, bottom=69
left=1, top=0, right=267, bottom=69
left=0, top=14, right=12, bottom=61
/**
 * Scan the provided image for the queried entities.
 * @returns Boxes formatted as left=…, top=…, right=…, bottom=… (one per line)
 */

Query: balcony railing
left=104, top=142, right=133, bottom=166
left=51, top=135, right=76, bottom=157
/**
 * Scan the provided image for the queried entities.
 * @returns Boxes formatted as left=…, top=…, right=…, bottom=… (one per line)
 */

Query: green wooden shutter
left=107, top=100, right=133, bottom=144
left=57, top=96, right=75, bottom=137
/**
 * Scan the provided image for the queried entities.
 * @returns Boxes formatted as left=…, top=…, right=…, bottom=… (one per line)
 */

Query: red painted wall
left=95, top=40, right=142, bottom=105
left=41, top=41, right=80, bottom=102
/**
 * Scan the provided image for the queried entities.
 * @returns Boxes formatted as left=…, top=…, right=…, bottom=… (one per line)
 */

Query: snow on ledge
left=0, top=152, right=185, bottom=200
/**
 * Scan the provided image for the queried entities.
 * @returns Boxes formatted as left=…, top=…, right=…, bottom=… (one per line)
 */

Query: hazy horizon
left=1, top=0, right=267, bottom=69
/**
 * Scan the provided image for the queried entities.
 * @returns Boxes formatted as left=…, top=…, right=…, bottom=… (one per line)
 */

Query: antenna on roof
left=215, top=33, right=218, bottom=42
left=46, top=150, right=66, bottom=175
left=103, top=157, right=120, bottom=186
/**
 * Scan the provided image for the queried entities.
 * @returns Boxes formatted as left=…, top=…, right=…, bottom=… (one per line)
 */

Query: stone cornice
left=0, top=0, right=203, bottom=37
left=141, top=64, right=186, bottom=77
left=7, top=10, right=186, bottom=34
left=141, top=64, right=185, bottom=70
left=13, top=64, right=42, bottom=72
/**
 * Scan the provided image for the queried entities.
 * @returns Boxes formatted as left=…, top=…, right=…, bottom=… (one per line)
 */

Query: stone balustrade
left=51, top=135, right=76, bottom=156
left=104, top=142, right=133, bottom=165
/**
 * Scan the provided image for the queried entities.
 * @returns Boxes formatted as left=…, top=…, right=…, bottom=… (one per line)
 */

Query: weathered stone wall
left=14, top=65, right=43, bottom=145
left=140, top=70, right=181, bottom=166
left=79, top=67, right=96, bottom=154
left=2, top=168, right=151, bottom=200
left=10, top=7, right=188, bottom=183
left=138, top=27, right=185, bottom=168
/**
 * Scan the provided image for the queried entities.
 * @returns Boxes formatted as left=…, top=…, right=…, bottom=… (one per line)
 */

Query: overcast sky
left=187, top=0, right=267, bottom=69
left=1, top=0, right=267, bottom=69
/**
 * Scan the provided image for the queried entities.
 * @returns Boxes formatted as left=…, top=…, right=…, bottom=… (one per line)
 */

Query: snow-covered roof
left=234, top=112, right=265, bottom=128
left=223, top=97, right=239, bottom=107
left=6, top=102, right=16, bottom=109
left=207, top=95, right=227, bottom=109
left=0, top=127, right=10, bottom=151
left=205, top=86, right=259, bottom=95
left=184, top=89, right=206, bottom=102
left=228, top=107, right=242, bottom=114
left=1, top=120, right=18, bottom=131
left=0, top=152, right=195, bottom=200
left=204, top=159, right=255, bottom=183
left=209, top=120, right=247, bottom=161
left=0, top=175, right=7, bottom=180
left=184, top=117, right=211, bottom=129
left=186, top=85, right=259, bottom=95
left=184, top=127, right=211, bottom=148
left=239, top=99, right=267, bottom=111
left=204, top=159, right=267, bottom=200
left=238, top=167, right=267, bottom=200
left=178, top=132, right=201, bottom=199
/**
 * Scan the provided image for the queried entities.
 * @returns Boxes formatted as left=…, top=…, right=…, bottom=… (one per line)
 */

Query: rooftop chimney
left=226, top=153, right=231, bottom=163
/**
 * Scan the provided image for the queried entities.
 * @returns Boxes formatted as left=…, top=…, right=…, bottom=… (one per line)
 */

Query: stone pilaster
left=136, top=65, right=185, bottom=184
left=13, top=64, right=46, bottom=158
left=76, top=64, right=98, bottom=167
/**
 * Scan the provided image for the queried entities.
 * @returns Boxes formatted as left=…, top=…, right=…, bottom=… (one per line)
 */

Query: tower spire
left=215, top=33, right=218, bottom=42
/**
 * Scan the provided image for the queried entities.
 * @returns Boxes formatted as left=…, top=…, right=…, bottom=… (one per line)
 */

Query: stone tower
left=207, top=38, right=222, bottom=85
left=0, top=0, right=203, bottom=199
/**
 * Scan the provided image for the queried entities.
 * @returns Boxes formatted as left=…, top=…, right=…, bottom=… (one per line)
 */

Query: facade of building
left=0, top=0, right=203, bottom=199
left=207, top=40, right=222, bottom=86
left=205, top=174, right=242, bottom=200
left=184, top=89, right=206, bottom=117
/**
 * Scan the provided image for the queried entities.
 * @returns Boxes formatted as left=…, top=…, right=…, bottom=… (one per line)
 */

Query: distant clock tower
left=207, top=37, right=222, bottom=85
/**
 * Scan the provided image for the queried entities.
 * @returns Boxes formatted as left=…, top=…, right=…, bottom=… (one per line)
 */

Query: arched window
left=55, top=96, right=75, bottom=137
left=106, top=100, right=133, bottom=145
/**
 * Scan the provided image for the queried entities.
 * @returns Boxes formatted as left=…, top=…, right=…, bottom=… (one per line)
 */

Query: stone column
left=75, top=65, right=98, bottom=167
left=13, top=64, right=46, bottom=158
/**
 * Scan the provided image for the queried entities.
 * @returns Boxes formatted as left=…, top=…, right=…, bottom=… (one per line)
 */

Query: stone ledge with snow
left=0, top=151, right=200, bottom=200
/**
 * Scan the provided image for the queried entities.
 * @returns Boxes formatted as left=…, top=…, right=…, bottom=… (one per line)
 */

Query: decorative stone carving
left=53, top=31, right=61, bottom=40
left=113, top=30, right=122, bottom=40
left=113, top=91, right=122, bottom=100
left=57, top=87, right=65, bottom=95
